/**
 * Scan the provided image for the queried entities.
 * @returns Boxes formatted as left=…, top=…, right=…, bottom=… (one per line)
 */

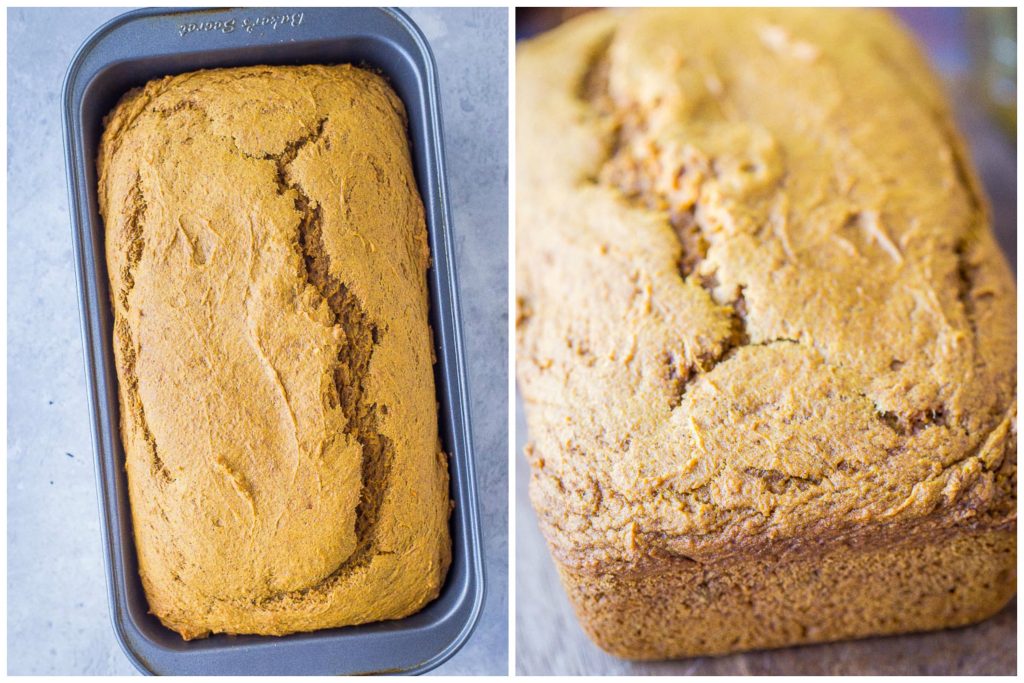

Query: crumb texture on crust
left=516, top=9, right=1016, bottom=572
left=99, top=64, right=450, bottom=639
left=562, top=528, right=1015, bottom=660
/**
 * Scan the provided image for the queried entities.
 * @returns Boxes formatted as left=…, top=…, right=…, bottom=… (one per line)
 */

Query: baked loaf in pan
left=99, top=65, right=450, bottom=639
left=516, top=8, right=1016, bottom=659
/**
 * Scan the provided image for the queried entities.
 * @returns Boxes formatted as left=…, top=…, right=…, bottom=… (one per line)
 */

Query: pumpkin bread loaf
left=99, top=65, right=450, bottom=639
left=516, top=8, right=1016, bottom=659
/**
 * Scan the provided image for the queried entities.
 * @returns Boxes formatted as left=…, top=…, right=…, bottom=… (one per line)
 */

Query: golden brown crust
left=99, top=64, right=450, bottom=639
left=561, top=529, right=1016, bottom=660
left=516, top=8, right=1016, bottom=657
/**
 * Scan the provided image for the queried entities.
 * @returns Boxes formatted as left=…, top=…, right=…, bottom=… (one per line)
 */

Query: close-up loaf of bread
left=98, top=64, right=450, bottom=639
left=516, top=7, right=1016, bottom=661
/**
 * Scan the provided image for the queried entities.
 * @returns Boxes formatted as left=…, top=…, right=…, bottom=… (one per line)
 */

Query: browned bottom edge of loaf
left=556, top=528, right=1015, bottom=660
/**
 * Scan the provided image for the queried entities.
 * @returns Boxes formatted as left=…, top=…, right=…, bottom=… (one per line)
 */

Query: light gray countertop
left=7, top=7, right=507, bottom=675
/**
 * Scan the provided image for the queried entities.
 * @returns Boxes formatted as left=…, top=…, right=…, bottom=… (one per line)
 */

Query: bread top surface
left=516, top=9, right=1016, bottom=573
left=99, top=64, right=450, bottom=637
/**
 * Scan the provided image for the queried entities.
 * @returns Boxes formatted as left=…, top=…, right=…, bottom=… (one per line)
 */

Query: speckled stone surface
left=514, top=9, right=1016, bottom=676
left=7, top=7, right=508, bottom=675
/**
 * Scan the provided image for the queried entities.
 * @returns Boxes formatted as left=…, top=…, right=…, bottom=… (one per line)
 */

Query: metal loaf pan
left=62, top=7, right=483, bottom=675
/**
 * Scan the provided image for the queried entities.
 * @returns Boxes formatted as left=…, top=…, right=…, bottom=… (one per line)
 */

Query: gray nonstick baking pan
left=62, top=7, right=484, bottom=675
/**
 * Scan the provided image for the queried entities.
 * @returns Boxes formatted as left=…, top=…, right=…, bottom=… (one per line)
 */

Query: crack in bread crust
left=258, top=120, right=396, bottom=603
left=114, top=176, right=173, bottom=484
left=579, top=36, right=758, bottom=407
left=571, top=22, right=997, bottom=433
